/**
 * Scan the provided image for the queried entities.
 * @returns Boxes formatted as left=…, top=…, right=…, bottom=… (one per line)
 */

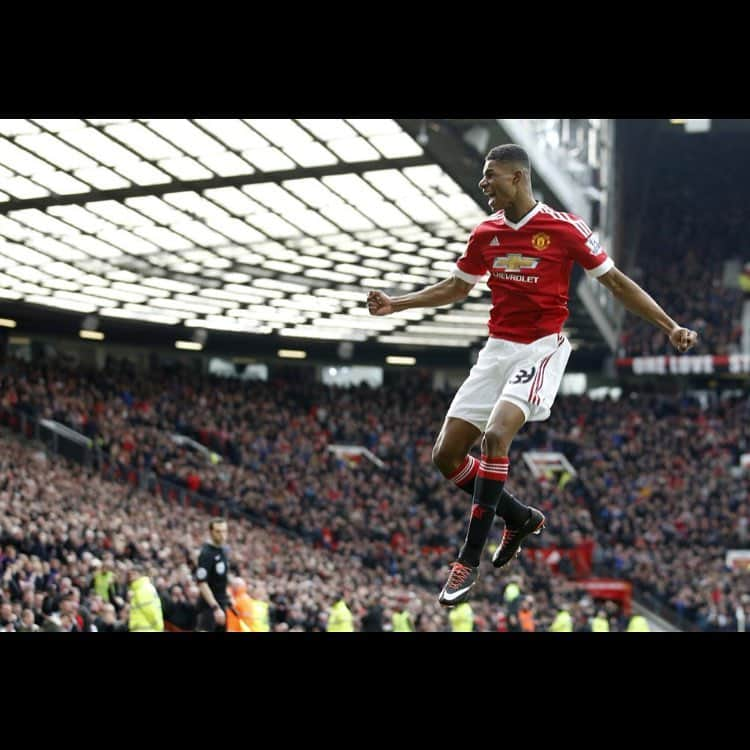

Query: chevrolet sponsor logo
left=492, top=254, right=539, bottom=271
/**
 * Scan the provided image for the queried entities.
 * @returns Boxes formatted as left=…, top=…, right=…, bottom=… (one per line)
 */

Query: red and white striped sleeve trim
left=586, top=256, right=615, bottom=278
left=452, top=265, right=483, bottom=284
left=539, top=205, right=592, bottom=238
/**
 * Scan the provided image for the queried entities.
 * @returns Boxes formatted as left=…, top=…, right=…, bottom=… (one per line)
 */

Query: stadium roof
left=0, top=118, right=505, bottom=350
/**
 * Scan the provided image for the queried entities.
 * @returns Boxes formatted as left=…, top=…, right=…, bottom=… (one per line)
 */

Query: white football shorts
left=446, top=332, right=572, bottom=430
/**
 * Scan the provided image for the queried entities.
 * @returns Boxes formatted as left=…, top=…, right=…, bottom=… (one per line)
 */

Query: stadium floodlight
left=26, top=295, right=95, bottom=313
left=0, top=118, right=497, bottom=349
left=114, top=161, right=170, bottom=186
left=326, top=138, right=381, bottom=163
left=0, top=318, right=17, bottom=327
left=0, top=163, right=45, bottom=192
left=0, top=243, right=48, bottom=267
left=304, top=268, right=358, bottom=284
left=378, top=335, right=473, bottom=348
left=16, top=132, right=96, bottom=171
left=6, top=266, right=48, bottom=284
left=385, top=355, right=416, bottom=366
left=296, top=254, right=334, bottom=269
left=283, top=142, right=337, bottom=168
left=142, top=277, right=197, bottom=294
left=101, top=307, right=180, bottom=325
left=175, top=340, right=202, bottom=350
left=105, top=122, right=181, bottom=160
left=277, top=349, right=307, bottom=359
left=241, top=147, right=295, bottom=172
left=346, top=119, right=402, bottom=137
left=193, top=119, right=267, bottom=151
left=150, top=298, right=223, bottom=316
left=43, top=279, right=80, bottom=292
left=322, top=316, right=399, bottom=332
left=296, top=119, right=358, bottom=142
left=158, top=157, right=213, bottom=181
left=0, top=177, right=47, bottom=198
left=79, top=330, right=104, bottom=340
left=86, top=200, right=153, bottom=227
left=0, top=120, right=40, bottom=136
left=31, top=171, right=89, bottom=195
left=74, top=167, right=129, bottom=190
left=280, top=326, right=367, bottom=341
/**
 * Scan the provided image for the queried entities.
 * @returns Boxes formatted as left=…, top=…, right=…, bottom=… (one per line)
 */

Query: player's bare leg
left=432, top=415, right=528, bottom=508
left=432, top=416, right=480, bottom=478
left=439, top=401, right=529, bottom=605
left=484, top=400, right=546, bottom=568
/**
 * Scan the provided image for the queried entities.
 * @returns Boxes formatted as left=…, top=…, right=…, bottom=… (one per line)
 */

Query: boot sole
left=491, top=514, right=546, bottom=568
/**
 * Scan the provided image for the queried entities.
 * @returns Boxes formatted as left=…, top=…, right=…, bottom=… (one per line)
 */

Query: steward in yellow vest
left=127, top=567, right=164, bottom=632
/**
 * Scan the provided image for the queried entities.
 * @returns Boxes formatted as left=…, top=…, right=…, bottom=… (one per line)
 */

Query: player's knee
left=481, top=430, right=512, bottom=458
left=432, top=442, right=459, bottom=477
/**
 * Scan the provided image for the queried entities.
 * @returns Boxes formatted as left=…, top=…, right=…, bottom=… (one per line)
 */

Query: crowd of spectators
left=618, top=133, right=750, bottom=357
left=2, top=358, right=749, bottom=631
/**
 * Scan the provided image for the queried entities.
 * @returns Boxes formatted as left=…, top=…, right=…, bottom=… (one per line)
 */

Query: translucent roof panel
left=0, top=118, right=491, bottom=348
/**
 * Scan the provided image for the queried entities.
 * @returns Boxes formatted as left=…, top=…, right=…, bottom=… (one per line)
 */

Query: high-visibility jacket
left=627, top=615, right=650, bottom=632
left=93, top=570, right=115, bottom=601
left=327, top=600, right=354, bottom=632
left=128, top=576, right=164, bottom=632
left=392, top=610, right=414, bottom=632
left=449, top=602, right=474, bottom=632
left=548, top=610, right=573, bottom=632
left=249, top=599, right=270, bottom=633
left=591, top=616, right=610, bottom=632
left=519, top=608, right=535, bottom=632
left=226, top=591, right=255, bottom=632
left=504, top=582, right=521, bottom=604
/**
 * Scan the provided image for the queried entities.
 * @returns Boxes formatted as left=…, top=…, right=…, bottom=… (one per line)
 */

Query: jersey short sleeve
left=566, top=228, right=614, bottom=278
left=195, top=546, right=212, bottom=582
left=453, top=228, right=488, bottom=284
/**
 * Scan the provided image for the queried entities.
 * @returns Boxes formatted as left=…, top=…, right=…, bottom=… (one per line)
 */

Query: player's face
left=478, top=160, right=520, bottom=211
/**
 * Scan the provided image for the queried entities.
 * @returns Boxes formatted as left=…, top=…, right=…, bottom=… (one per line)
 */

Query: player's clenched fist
left=367, top=290, right=394, bottom=316
left=669, top=327, right=699, bottom=353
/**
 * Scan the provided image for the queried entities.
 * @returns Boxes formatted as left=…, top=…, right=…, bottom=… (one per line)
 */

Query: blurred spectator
left=518, top=596, right=536, bottom=632
left=548, top=602, right=573, bottom=632
left=127, top=564, right=164, bottom=633
left=163, top=585, right=196, bottom=632
left=626, top=614, right=650, bottom=632
left=391, top=597, right=415, bottom=632
left=94, top=603, right=127, bottom=633
left=591, top=609, right=610, bottom=632
left=226, top=578, right=254, bottom=633
left=326, top=593, right=354, bottom=632
left=449, top=601, right=474, bottom=632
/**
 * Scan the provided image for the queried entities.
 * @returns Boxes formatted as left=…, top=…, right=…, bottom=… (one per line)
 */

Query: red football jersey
left=454, top=202, right=614, bottom=344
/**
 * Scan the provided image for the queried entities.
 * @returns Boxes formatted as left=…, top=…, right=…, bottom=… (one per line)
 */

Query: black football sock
left=458, top=455, right=508, bottom=567
left=449, top=454, right=528, bottom=526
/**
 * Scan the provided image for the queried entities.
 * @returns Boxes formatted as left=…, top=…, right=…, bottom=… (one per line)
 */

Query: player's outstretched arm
left=367, top=276, right=474, bottom=316
left=596, top=267, right=698, bottom=353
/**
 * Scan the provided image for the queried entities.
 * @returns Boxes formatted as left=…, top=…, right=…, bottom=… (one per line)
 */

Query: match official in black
left=195, top=519, right=230, bottom=632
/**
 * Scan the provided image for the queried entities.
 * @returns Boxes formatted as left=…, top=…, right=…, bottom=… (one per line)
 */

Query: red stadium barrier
left=576, top=578, right=633, bottom=615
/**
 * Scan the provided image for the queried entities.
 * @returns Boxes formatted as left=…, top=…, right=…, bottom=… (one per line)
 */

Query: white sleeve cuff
left=586, top=257, right=615, bottom=279
left=452, top=265, right=483, bottom=284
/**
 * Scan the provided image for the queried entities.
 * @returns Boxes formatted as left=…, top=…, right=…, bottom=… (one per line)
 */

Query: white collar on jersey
left=500, top=201, right=544, bottom=231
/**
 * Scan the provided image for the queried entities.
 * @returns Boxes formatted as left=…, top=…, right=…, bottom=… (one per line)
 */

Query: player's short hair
left=209, top=518, right=227, bottom=530
left=485, top=144, right=530, bottom=171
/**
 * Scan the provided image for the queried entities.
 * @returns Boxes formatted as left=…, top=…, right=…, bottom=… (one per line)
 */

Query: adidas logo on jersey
left=489, top=236, right=500, bottom=247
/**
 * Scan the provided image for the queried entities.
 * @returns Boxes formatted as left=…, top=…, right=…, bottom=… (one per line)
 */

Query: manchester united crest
left=531, top=233, right=551, bottom=251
